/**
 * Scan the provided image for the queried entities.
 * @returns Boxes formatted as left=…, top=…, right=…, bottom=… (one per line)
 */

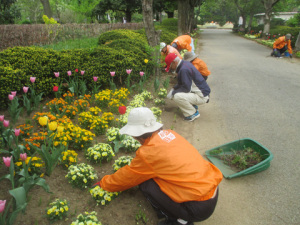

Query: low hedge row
left=269, top=26, right=300, bottom=48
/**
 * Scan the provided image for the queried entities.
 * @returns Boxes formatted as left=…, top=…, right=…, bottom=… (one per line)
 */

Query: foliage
left=85, top=143, right=115, bottom=164
left=269, top=26, right=300, bottom=48
left=286, top=13, right=300, bottom=27
left=70, top=211, right=102, bottom=225
left=0, top=0, right=20, bottom=24
left=112, top=155, right=133, bottom=172
left=42, top=15, right=59, bottom=24
left=46, top=199, right=69, bottom=221
left=89, top=186, right=120, bottom=206
left=98, top=29, right=147, bottom=45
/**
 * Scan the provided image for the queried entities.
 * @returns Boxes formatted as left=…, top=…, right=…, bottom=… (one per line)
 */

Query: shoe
left=158, top=219, right=194, bottom=225
left=192, top=105, right=198, bottom=110
left=184, top=111, right=200, bottom=121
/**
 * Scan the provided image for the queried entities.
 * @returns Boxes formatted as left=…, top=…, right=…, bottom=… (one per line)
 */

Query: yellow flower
left=39, top=116, right=48, bottom=126
left=144, top=59, right=149, bottom=63
left=48, top=121, right=58, bottom=131
left=57, top=126, right=64, bottom=133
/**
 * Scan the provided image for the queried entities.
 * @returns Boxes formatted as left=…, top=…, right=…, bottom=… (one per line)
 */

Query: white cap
left=160, top=42, right=167, bottom=52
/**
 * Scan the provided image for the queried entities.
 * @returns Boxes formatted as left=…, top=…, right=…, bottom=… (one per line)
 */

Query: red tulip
left=118, top=106, right=126, bottom=115
left=0, top=200, right=6, bottom=213
left=20, top=153, right=27, bottom=161
left=93, top=77, right=98, bottom=82
left=30, top=77, right=36, bottom=83
left=110, top=71, right=115, bottom=77
left=0, top=115, right=4, bottom=122
left=3, top=156, right=12, bottom=167
left=53, top=86, right=59, bottom=92
left=75, top=69, right=79, bottom=73
left=15, top=128, right=20, bottom=136
left=23, top=86, right=29, bottom=93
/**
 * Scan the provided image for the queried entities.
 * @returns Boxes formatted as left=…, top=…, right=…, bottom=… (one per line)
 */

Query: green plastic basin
left=205, top=138, right=273, bottom=179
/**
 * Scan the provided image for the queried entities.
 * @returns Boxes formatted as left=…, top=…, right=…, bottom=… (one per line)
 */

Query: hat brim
left=119, top=122, right=163, bottom=137
left=184, top=54, right=198, bottom=62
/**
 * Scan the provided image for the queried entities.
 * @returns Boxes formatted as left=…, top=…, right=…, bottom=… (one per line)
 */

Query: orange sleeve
left=288, top=40, right=293, bottom=54
left=192, top=58, right=211, bottom=76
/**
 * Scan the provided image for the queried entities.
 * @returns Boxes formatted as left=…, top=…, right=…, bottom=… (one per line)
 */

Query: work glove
left=91, top=181, right=101, bottom=188
left=167, top=88, right=174, bottom=99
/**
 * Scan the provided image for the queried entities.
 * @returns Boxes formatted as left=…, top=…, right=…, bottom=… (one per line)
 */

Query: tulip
left=67, top=71, right=72, bottom=76
left=30, top=77, right=36, bottom=83
left=75, top=69, right=79, bottom=73
left=3, top=156, right=12, bottom=167
left=8, top=94, right=14, bottom=100
left=144, top=59, right=149, bottom=64
left=81, top=71, right=85, bottom=75
left=118, top=106, right=127, bottom=115
left=38, top=116, right=48, bottom=126
left=14, top=128, right=21, bottom=136
left=110, top=71, right=115, bottom=77
left=23, top=86, right=29, bottom=93
left=0, top=115, right=4, bottom=122
left=48, top=121, right=58, bottom=131
left=20, top=153, right=27, bottom=161
left=11, top=91, right=17, bottom=96
left=0, top=200, right=6, bottom=213
left=93, top=76, right=98, bottom=82
left=126, top=69, right=132, bottom=75
left=53, top=86, right=59, bottom=92
left=57, top=126, right=64, bottom=133
left=54, top=72, right=60, bottom=78
left=140, top=71, right=144, bottom=77
left=3, top=120, right=9, bottom=127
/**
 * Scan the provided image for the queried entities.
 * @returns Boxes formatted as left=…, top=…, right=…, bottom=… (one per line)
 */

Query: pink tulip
left=110, top=71, right=115, bottom=77
left=67, top=71, right=72, bottom=76
left=0, top=115, right=4, bottom=122
left=0, top=200, right=6, bottom=213
left=3, top=120, right=9, bottom=127
left=11, top=91, right=17, bottom=96
left=3, top=156, right=12, bottom=167
left=8, top=94, right=14, bottom=101
left=140, top=71, right=144, bottom=77
left=20, top=153, right=27, bottom=161
left=30, top=77, right=36, bottom=83
left=23, top=86, right=29, bottom=93
left=93, top=77, right=98, bottom=82
left=15, top=128, right=21, bottom=136
left=54, top=72, right=60, bottom=78
left=126, top=69, right=132, bottom=75
left=81, top=71, right=85, bottom=75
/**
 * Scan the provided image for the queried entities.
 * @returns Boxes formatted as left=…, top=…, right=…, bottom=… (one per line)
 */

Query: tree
left=261, top=0, right=280, bottom=35
left=40, top=0, right=53, bottom=18
left=0, top=0, right=20, bottom=24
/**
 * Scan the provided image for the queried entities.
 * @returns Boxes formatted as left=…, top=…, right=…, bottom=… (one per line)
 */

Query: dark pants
left=139, top=179, right=219, bottom=222
left=273, top=45, right=288, bottom=57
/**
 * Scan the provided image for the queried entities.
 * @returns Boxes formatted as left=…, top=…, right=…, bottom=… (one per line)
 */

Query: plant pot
left=205, top=138, right=273, bottom=179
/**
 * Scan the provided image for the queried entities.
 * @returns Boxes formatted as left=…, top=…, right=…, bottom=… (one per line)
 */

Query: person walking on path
left=171, top=35, right=195, bottom=53
left=165, top=53, right=210, bottom=121
left=271, top=33, right=293, bottom=58
left=93, top=107, right=223, bottom=225
left=184, top=52, right=211, bottom=81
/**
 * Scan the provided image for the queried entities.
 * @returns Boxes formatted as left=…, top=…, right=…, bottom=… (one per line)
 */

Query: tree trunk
left=40, top=0, right=52, bottom=18
left=178, top=0, right=196, bottom=35
left=247, top=14, right=254, bottom=33
left=142, top=0, right=161, bottom=76
left=261, top=0, right=280, bottom=37
left=125, top=10, right=132, bottom=22
left=166, top=11, right=174, bottom=18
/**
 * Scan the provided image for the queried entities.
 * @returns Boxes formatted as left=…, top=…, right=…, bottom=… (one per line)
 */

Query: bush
left=161, top=18, right=178, bottom=27
left=98, top=29, right=147, bottom=45
left=269, top=26, right=300, bottom=48
left=134, top=28, right=177, bottom=46
left=286, top=13, right=300, bottom=27
left=270, top=18, right=285, bottom=27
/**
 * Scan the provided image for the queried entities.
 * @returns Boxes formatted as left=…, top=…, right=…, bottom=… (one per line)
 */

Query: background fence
left=0, top=23, right=144, bottom=51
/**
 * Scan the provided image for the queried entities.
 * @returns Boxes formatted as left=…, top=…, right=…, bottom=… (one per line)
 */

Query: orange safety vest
left=171, top=35, right=192, bottom=52
left=192, top=58, right=211, bottom=77
left=273, top=36, right=292, bottom=54
left=100, top=130, right=223, bottom=203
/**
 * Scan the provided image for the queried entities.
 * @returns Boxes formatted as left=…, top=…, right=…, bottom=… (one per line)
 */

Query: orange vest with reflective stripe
left=171, top=35, right=192, bottom=52
left=273, top=36, right=292, bottom=54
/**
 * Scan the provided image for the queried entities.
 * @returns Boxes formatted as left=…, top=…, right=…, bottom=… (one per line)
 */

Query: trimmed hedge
left=98, top=29, right=147, bottom=45
left=269, top=26, right=300, bottom=48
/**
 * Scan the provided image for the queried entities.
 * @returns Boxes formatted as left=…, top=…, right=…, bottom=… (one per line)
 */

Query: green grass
left=37, top=37, right=99, bottom=51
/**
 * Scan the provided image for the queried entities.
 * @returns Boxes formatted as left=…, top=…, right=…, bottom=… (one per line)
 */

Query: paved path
left=191, top=29, right=300, bottom=225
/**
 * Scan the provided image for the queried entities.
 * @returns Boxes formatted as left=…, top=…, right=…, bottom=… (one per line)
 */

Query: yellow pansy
left=144, top=59, right=149, bottom=63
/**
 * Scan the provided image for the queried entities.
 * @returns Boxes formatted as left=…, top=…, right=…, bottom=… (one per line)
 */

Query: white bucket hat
left=119, top=107, right=163, bottom=137
left=160, top=42, right=167, bottom=52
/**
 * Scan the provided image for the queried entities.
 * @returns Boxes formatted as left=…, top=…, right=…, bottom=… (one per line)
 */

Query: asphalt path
left=192, top=29, right=300, bottom=225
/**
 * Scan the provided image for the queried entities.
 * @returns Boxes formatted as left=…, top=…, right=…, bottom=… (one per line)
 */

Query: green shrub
left=269, top=26, right=300, bottom=48
left=98, top=29, right=147, bottom=45
left=161, top=18, right=178, bottom=27
left=286, top=13, right=300, bottom=27
left=135, top=27, right=177, bottom=45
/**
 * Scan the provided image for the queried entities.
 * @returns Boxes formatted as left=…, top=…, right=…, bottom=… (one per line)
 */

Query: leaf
left=9, top=187, right=27, bottom=210
left=113, top=140, right=124, bottom=153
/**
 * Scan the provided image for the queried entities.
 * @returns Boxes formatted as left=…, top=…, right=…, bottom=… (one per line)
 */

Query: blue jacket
left=172, top=61, right=210, bottom=97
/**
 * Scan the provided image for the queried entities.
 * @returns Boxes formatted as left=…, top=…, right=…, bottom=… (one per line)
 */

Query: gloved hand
left=91, top=181, right=101, bottom=188
left=167, top=88, right=174, bottom=99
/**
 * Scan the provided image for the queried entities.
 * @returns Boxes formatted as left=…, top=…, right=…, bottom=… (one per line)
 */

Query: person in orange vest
left=93, top=107, right=223, bottom=225
left=183, top=52, right=211, bottom=81
left=271, top=33, right=293, bottom=58
left=171, top=35, right=195, bottom=53
left=160, top=42, right=182, bottom=67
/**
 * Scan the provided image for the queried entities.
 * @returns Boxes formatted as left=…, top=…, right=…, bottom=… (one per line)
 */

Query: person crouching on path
left=171, top=35, right=195, bottom=53
left=271, top=33, right=293, bottom=58
left=165, top=53, right=210, bottom=122
left=184, top=52, right=211, bottom=81
left=93, top=107, right=223, bottom=225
